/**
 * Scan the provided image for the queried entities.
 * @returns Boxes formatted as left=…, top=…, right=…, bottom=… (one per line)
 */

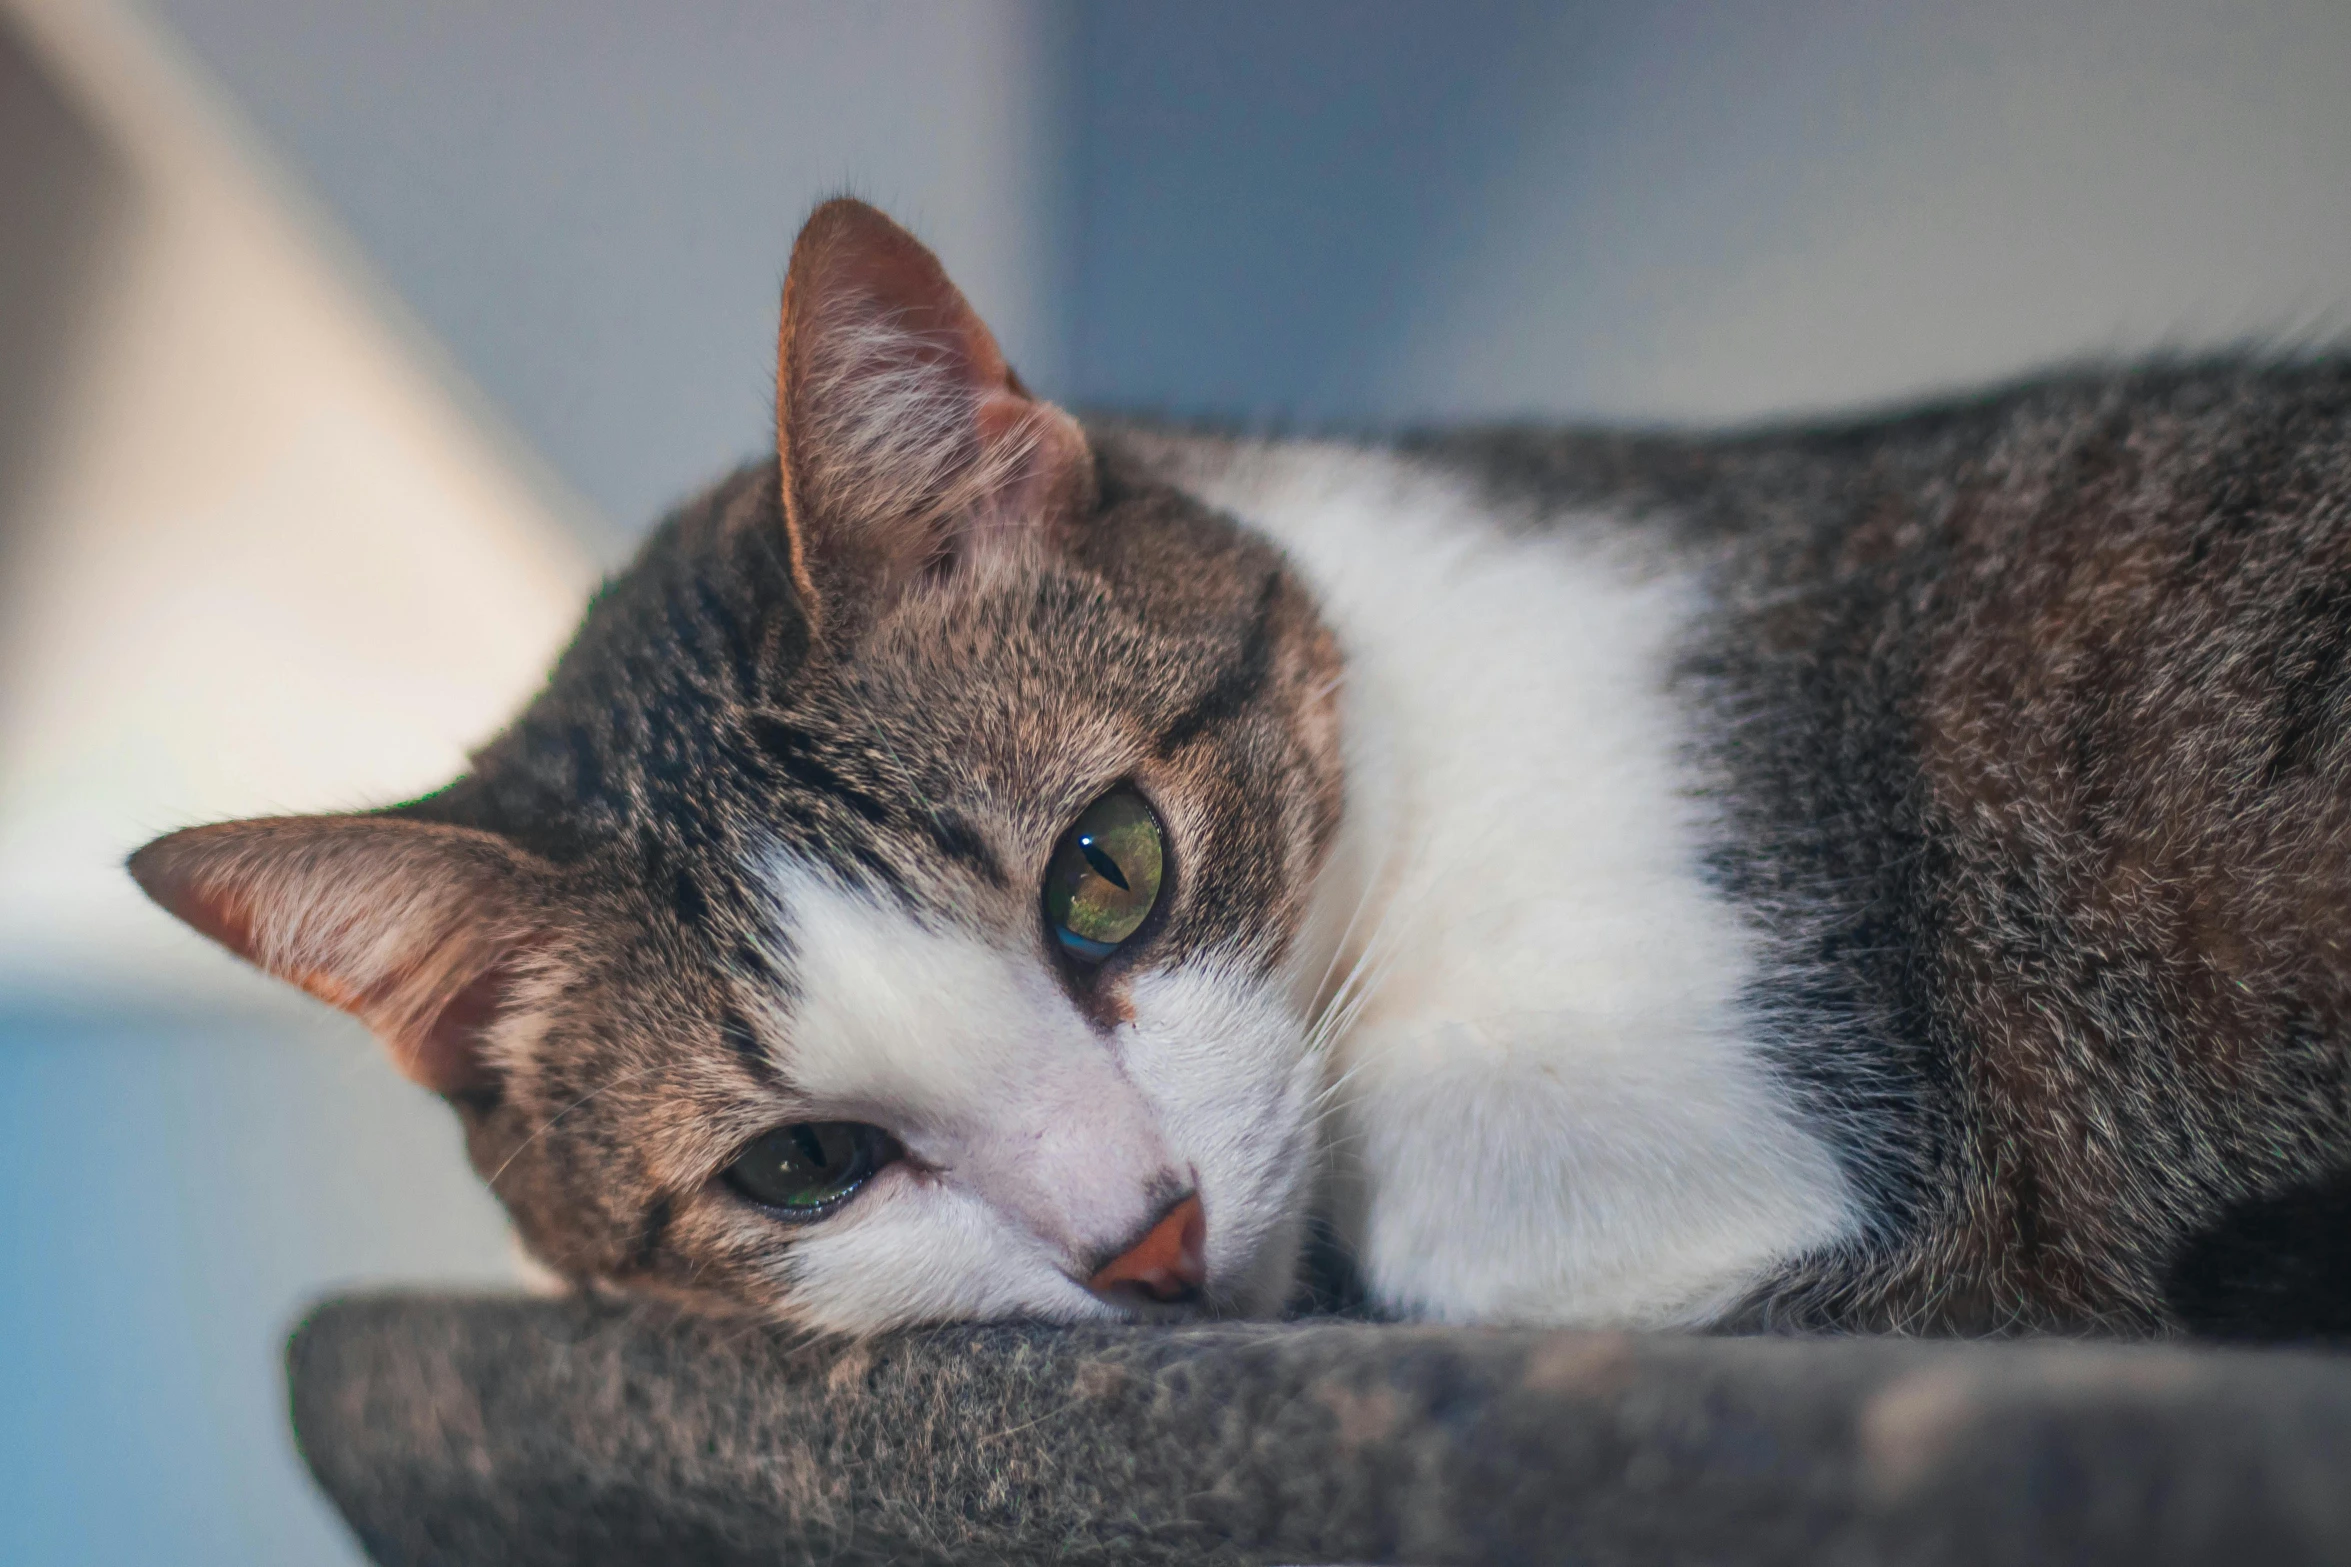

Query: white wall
left=0, top=0, right=594, bottom=1003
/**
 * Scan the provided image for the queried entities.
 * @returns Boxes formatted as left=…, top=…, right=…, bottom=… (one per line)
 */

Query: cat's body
left=134, top=202, right=2351, bottom=1339
left=1131, top=433, right=1858, bottom=1329
left=1175, top=369, right=2351, bottom=1337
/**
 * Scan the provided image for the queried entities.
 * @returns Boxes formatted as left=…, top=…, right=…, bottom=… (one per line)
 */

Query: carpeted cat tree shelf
left=289, top=1292, right=2351, bottom=1566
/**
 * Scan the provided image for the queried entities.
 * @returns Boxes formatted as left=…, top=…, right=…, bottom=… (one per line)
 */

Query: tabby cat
left=132, top=199, right=2351, bottom=1339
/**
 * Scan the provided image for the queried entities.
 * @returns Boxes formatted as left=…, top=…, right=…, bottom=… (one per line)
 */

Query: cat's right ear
left=772, top=197, right=1093, bottom=637
left=127, top=816, right=552, bottom=1099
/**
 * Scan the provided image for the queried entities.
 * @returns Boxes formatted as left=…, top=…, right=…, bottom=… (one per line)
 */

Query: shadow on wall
left=0, top=9, right=130, bottom=574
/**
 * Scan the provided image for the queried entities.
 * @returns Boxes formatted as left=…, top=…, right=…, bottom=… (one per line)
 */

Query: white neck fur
left=1173, top=439, right=1860, bottom=1327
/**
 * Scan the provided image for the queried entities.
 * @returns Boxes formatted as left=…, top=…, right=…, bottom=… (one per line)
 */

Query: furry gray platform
left=288, top=1293, right=2351, bottom=1566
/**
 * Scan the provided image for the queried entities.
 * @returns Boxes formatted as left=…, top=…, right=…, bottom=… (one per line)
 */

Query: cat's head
left=129, top=200, right=1345, bottom=1333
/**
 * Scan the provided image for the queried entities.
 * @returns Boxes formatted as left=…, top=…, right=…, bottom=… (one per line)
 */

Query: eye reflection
left=723, top=1121, right=895, bottom=1218
left=1042, top=788, right=1165, bottom=963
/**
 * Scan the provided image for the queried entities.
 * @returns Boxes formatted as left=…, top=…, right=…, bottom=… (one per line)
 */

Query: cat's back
left=1498, top=359, right=2351, bottom=1335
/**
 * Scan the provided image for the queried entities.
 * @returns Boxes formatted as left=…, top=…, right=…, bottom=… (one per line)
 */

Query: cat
left=130, top=198, right=2351, bottom=1340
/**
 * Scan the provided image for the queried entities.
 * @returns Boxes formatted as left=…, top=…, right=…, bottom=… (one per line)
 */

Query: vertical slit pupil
left=1079, top=836, right=1130, bottom=889
left=1043, top=789, right=1165, bottom=962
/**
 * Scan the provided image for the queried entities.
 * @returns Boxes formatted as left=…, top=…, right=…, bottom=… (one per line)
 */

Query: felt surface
left=289, top=1293, right=2351, bottom=1566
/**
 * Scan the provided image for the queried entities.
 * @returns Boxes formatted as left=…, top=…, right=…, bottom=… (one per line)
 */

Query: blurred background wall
left=1070, top=0, right=2351, bottom=424
left=2, top=0, right=2346, bottom=1561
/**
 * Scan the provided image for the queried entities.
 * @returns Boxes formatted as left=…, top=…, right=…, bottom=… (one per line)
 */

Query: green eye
left=724, top=1122, right=895, bottom=1218
left=1043, top=788, right=1166, bottom=963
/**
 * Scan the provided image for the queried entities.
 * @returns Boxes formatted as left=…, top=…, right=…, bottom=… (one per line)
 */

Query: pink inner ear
left=136, top=853, right=503, bottom=1096
left=773, top=199, right=1095, bottom=618
left=973, top=385, right=1090, bottom=526
left=128, top=818, right=537, bottom=1101
left=790, top=197, right=1017, bottom=400
left=134, top=856, right=261, bottom=963
left=396, top=957, right=521, bottom=1099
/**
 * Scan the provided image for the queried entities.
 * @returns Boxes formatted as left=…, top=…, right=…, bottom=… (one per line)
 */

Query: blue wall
left=0, top=1009, right=510, bottom=1565
left=1067, top=0, right=1567, bottom=423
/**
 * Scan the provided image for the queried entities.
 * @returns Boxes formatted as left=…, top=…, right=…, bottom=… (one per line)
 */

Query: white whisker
left=489, top=1062, right=669, bottom=1191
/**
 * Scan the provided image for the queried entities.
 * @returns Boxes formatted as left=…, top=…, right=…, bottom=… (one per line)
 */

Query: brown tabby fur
left=1432, top=363, right=2351, bottom=1333
left=134, top=198, right=2351, bottom=1336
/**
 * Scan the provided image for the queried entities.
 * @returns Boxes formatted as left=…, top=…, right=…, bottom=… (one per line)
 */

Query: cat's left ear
left=773, top=197, right=1093, bottom=634
left=127, top=816, right=552, bottom=1099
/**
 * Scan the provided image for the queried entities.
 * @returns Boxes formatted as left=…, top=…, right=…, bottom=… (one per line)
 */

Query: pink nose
left=1087, top=1193, right=1206, bottom=1304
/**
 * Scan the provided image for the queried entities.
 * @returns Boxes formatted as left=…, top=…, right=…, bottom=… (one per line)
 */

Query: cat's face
left=130, top=201, right=1345, bottom=1332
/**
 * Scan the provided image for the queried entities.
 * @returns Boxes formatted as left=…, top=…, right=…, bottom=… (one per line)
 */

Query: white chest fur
left=1175, top=442, right=1859, bottom=1327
